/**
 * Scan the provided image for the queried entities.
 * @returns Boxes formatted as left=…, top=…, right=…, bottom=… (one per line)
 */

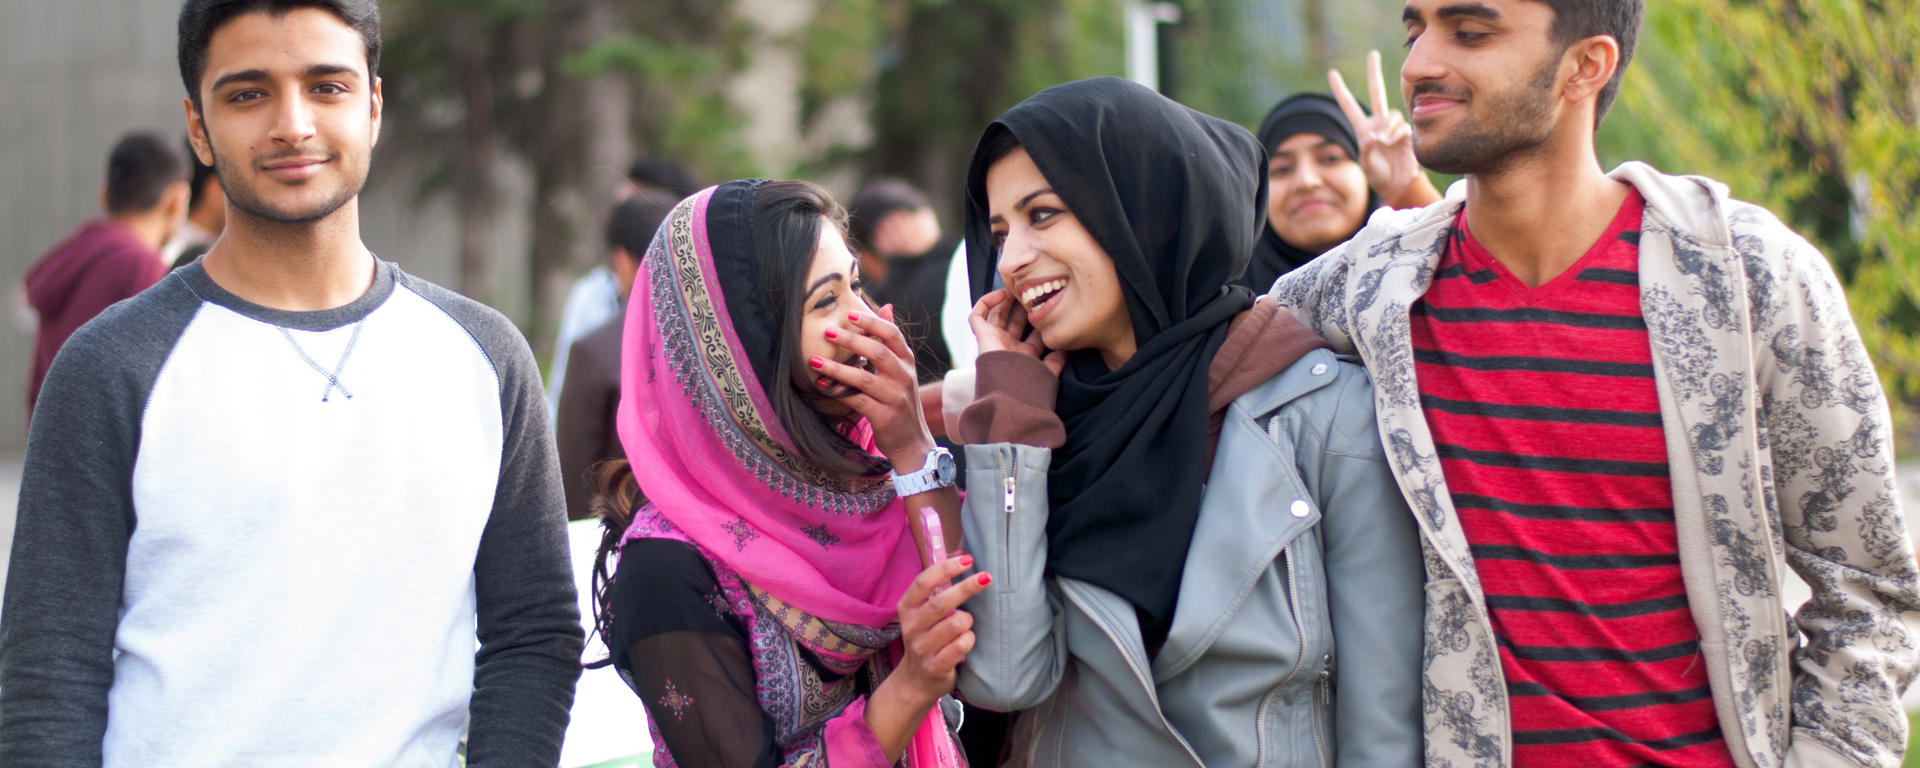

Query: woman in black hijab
left=1241, top=55, right=1443, bottom=291
left=1245, top=92, right=1383, bottom=288
left=947, top=77, right=1424, bottom=767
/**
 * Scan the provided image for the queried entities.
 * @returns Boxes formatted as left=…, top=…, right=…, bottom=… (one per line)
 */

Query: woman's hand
left=895, top=554, right=990, bottom=702
left=969, top=290, right=1067, bottom=376
left=812, top=304, right=934, bottom=465
left=866, top=554, right=990, bottom=761
left=1329, top=50, right=1441, bottom=210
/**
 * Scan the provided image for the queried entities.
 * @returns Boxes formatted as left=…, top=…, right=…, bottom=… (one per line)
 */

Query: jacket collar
left=1156, top=349, right=1340, bottom=679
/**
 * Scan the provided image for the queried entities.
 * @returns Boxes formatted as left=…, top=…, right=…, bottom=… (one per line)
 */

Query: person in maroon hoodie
left=23, top=131, right=189, bottom=420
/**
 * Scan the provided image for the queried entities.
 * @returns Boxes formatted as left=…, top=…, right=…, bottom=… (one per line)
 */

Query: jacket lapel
left=1622, top=162, right=1786, bottom=767
left=1153, top=365, right=1332, bottom=680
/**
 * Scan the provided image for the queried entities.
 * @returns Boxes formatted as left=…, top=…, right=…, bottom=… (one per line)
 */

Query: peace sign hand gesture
left=1329, top=49, right=1441, bottom=210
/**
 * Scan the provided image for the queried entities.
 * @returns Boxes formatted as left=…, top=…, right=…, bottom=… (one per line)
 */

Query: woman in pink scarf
left=590, top=179, right=981, bottom=767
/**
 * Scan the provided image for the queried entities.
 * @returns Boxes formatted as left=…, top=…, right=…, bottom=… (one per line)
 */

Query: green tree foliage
left=381, top=0, right=739, bottom=353
left=1604, top=0, right=1920, bottom=441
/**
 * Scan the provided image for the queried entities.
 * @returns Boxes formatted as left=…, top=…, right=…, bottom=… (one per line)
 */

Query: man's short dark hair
left=606, top=190, right=678, bottom=263
left=1533, top=0, right=1642, bottom=127
left=106, top=132, right=189, bottom=214
left=846, top=178, right=931, bottom=256
left=177, top=0, right=381, bottom=107
left=626, top=158, right=700, bottom=199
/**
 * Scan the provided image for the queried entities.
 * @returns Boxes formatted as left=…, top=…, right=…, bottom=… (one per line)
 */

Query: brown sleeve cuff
left=957, top=350, right=1066, bottom=448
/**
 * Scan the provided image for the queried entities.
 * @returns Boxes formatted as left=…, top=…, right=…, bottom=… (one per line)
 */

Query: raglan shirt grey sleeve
left=412, top=279, right=585, bottom=767
left=0, top=281, right=199, bottom=766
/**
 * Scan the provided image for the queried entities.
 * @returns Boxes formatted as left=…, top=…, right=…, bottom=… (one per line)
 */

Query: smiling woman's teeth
left=1020, top=279, right=1065, bottom=307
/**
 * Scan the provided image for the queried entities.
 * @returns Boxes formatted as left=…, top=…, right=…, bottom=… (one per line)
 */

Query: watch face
left=935, top=450, right=956, bottom=482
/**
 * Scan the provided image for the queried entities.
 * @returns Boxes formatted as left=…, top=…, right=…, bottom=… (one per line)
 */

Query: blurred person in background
left=160, top=134, right=227, bottom=269
left=548, top=157, right=701, bottom=417
left=0, top=1, right=582, bottom=764
left=589, top=179, right=975, bottom=766
left=849, top=177, right=953, bottom=383
left=1241, top=51, right=1441, bottom=291
left=556, top=188, right=677, bottom=520
left=953, top=77, right=1423, bottom=767
left=22, top=130, right=186, bottom=420
left=1271, top=0, right=1919, bottom=764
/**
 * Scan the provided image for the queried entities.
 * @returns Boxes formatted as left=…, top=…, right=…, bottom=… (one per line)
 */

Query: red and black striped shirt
left=1412, top=190, right=1735, bottom=768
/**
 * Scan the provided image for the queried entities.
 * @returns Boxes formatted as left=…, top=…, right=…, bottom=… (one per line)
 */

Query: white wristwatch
left=890, top=446, right=957, bottom=497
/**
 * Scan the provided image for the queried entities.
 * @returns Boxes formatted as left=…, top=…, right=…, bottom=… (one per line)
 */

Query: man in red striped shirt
left=1271, top=0, right=1920, bottom=766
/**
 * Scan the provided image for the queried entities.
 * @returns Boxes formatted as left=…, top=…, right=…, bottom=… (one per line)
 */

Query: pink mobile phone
left=919, top=506, right=948, bottom=592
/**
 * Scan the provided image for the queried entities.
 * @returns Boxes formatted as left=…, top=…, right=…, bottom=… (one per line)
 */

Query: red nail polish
left=809, top=356, right=824, bottom=369
left=848, top=312, right=861, bottom=322
left=960, top=555, right=974, bottom=568
left=977, top=573, right=992, bottom=586
left=817, top=377, right=830, bottom=389
left=824, top=327, right=838, bottom=339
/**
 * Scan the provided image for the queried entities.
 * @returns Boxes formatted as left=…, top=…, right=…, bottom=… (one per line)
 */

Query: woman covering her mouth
left=952, top=77, right=1424, bottom=766
left=589, top=180, right=977, bottom=767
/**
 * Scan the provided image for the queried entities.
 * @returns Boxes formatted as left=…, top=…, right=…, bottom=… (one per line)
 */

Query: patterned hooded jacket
left=1269, top=161, right=1920, bottom=768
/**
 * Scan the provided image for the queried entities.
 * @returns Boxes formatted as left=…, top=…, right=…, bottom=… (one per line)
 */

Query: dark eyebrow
left=806, top=272, right=843, bottom=297
left=1271, top=139, right=1343, bottom=158
left=209, top=69, right=270, bottom=93
left=987, top=187, right=1057, bottom=226
left=208, top=63, right=361, bottom=93
left=304, top=63, right=362, bottom=81
left=1436, top=3, right=1501, bottom=21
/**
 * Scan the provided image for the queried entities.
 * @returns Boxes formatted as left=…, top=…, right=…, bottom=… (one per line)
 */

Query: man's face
left=186, top=8, right=381, bottom=226
left=1400, top=0, right=1564, bottom=175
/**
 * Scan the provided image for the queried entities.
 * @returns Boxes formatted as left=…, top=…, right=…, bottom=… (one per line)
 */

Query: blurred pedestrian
left=848, top=178, right=941, bottom=287
left=954, top=77, right=1423, bottom=767
left=850, top=178, right=953, bottom=383
left=159, top=134, right=226, bottom=268
left=589, top=179, right=973, bottom=766
left=22, top=130, right=186, bottom=420
left=556, top=188, right=675, bottom=520
left=0, top=1, right=582, bottom=765
left=549, top=157, right=701, bottom=418
left=1272, top=1, right=1919, bottom=764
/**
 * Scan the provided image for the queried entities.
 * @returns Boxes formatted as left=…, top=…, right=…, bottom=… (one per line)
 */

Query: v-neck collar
left=1450, top=188, right=1645, bottom=303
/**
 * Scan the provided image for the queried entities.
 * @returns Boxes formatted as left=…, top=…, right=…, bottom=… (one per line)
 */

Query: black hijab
left=1241, top=92, right=1384, bottom=292
left=963, top=77, right=1265, bottom=645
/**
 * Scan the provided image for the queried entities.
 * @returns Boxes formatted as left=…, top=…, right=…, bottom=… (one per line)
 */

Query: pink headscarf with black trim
left=616, top=181, right=923, bottom=628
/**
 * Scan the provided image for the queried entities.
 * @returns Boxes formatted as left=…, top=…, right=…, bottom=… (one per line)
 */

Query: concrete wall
left=0, top=0, right=510, bottom=456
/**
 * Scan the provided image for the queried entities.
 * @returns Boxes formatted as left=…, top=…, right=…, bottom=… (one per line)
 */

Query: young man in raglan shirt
left=1271, top=0, right=1920, bottom=766
left=0, top=1, right=583, bottom=765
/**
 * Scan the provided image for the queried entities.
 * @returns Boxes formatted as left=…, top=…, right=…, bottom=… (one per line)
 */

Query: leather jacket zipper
left=1001, top=450, right=1016, bottom=591
left=1312, top=659, right=1331, bottom=766
left=1254, top=547, right=1310, bottom=765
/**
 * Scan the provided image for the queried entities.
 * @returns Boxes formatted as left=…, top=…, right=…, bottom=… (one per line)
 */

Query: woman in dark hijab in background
left=948, top=76, right=1423, bottom=767
left=1241, top=52, right=1443, bottom=290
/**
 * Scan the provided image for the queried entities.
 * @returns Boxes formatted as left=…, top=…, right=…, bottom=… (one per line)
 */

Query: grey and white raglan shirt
left=0, top=259, right=584, bottom=767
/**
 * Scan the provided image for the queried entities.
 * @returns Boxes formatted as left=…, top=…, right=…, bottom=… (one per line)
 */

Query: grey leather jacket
left=957, top=348, right=1425, bottom=767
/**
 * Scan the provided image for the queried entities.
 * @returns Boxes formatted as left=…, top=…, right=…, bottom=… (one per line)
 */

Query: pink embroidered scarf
left=616, top=182, right=924, bottom=629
